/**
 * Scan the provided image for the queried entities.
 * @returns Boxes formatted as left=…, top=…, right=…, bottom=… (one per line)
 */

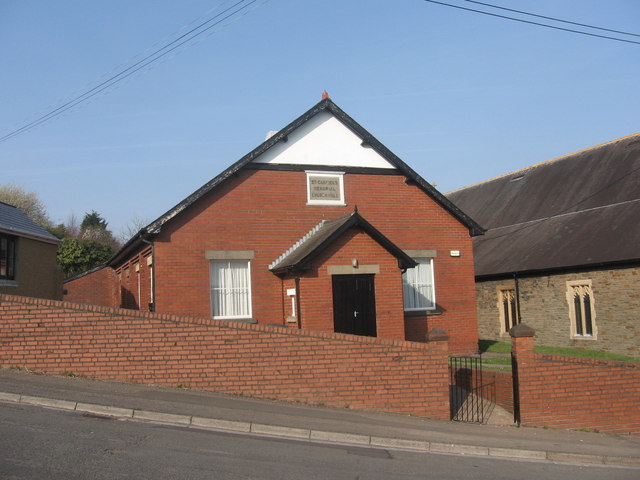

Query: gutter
left=475, top=257, right=640, bottom=282
left=0, top=227, right=60, bottom=245
left=107, top=228, right=151, bottom=267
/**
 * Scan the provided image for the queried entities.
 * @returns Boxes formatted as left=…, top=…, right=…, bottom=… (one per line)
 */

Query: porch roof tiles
left=269, top=211, right=417, bottom=275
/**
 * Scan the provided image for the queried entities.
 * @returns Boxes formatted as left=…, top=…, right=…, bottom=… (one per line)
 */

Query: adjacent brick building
left=447, top=133, right=640, bottom=356
left=65, top=97, right=483, bottom=354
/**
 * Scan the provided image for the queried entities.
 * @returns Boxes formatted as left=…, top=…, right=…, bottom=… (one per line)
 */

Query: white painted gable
left=252, top=110, right=396, bottom=169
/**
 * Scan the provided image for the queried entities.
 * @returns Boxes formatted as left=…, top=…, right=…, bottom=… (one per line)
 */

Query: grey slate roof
left=269, top=211, right=417, bottom=274
left=446, top=133, right=640, bottom=278
left=0, top=201, right=59, bottom=244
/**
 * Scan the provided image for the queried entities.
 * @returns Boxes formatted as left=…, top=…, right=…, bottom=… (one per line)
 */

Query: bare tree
left=65, top=212, right=80, bottom=238
left=0, top=183, right=51, bottom=228
left=119, top=215, right=149, bottom=243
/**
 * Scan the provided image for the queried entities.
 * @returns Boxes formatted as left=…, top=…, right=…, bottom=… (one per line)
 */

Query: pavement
left=1, top=368, right=638, bottom=468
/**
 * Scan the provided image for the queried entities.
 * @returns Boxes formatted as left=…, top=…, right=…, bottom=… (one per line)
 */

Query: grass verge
left=478, top=339, right=639, bottom=363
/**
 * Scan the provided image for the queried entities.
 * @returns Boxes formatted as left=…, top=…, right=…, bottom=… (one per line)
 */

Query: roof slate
left=0, top=201, right=59, bottom=243
left=447, top=133, right=640, bottom=277
left=269, top=211, right=417, bottom=274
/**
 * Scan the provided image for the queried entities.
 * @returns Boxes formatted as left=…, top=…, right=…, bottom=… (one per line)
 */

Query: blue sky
left=1, top=0, right=638, bottom=238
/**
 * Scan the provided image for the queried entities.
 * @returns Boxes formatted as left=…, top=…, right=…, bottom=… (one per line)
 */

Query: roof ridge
left=447, top=131, right=640, bottom=195
left=268, top=219, right=328, bottom=270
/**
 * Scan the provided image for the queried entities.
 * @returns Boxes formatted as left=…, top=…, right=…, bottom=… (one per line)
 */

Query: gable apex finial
left=321, top=90, right=330, bottom=100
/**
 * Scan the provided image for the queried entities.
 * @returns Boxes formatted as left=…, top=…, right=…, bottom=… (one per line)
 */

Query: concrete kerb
left=1, top=391, right=639, bottom=468
left=76, top=402, right=134, bottom=418
left=21, top=394, right=77, bottom=411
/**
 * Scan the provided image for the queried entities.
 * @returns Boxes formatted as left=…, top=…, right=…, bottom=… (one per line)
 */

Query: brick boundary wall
left=482, top=369, right=513, bottom=414
left=0, top=294, right=450, bottom=419
left=510, top=325, right=640, bottom=435
left=448, top=366, right=514, bottom=414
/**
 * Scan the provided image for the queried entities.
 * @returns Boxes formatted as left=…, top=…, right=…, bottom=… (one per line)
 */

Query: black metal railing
left=449, top=355, right=495, bottom=423
left=511, top=352, right=521, bottom=425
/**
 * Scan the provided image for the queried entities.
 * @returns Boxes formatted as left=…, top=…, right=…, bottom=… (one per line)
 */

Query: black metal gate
left=449, top=355, right=494, bottom=423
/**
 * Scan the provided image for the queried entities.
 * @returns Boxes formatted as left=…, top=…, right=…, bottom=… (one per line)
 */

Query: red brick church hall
left=65, top=96, right=484, bottom=354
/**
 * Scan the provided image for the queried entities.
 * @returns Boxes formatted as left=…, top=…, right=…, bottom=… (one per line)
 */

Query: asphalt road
left=0, top=403, right=637, bottom=480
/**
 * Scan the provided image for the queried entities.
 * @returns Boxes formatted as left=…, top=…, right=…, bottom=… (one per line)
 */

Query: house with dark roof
left=64, top=97, right=483, bottom=354
left=0, top=201, right=62, bottom=300
left=447, top=133, right=640, bottom=356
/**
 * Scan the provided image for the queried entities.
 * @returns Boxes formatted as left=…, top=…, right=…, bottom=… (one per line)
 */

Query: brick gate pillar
left=509, top=323, right=535, bottom=425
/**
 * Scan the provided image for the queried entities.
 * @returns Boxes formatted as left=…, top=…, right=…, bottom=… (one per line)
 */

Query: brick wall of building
left=476, top=266, right=640, bottom=357
left=64, top=266, right=118, bottom=307
left=113, top=247, right=153, bottom=311
left=296, top=228, right=406, bottom=340
left=0, top=294, right=451, bottom=419
left=511, top=330, right=640, bottom=435
left=151, top=168, right=478, bottom=354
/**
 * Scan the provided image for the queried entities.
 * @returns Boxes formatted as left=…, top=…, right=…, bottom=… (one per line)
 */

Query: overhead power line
left=464, top=0, right=640, bottom=38
left=422, top=0, right=640, bottom=45
left=0, top=0, right=265, bottom=144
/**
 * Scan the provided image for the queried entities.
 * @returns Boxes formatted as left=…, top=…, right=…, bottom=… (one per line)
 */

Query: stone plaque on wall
left=307, top=173, right=343, bottom=203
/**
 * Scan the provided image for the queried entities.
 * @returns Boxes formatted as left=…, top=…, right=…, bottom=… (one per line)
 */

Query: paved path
left=1, top=368, right=638, bottom=467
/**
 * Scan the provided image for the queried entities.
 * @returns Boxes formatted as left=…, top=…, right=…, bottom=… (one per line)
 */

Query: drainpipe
left=513, top=272, right=522, bottom=324
left=294, top=276, right=303, bottom=329
left=140, top=233, right=155, bottom=312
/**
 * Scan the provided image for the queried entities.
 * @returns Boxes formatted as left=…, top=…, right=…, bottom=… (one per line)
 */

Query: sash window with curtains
left=402, top=257, right=436, bottom=311
left=210, top=259, right=252, bottom=319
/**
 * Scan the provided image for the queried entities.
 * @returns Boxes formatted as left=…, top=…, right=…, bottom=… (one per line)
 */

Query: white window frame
left=306, top=171, right=345, bottom=206
left=402, top=257, right=436, bottom=312
left=566, top=280, right=597, bottom=339
left=209, top=259, right=252, bottom=320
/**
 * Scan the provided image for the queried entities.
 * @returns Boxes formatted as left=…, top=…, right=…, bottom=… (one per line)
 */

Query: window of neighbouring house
left=498, top=287, right=518, bottom=333
left=566, top=280, right=596, bottom=338
left=0, top=234, right=16, bottom=280
left=402, top=257, right=436, bottom=311
left=306, top=171, right=345, bottom=205
left=209, top=258, right=252, bottom=319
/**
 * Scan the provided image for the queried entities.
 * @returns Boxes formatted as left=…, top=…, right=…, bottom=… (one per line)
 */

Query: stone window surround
left=403, top=250, right=437, bottom=313
left=206, top=250, right=255, bottom=323
left=566, top=279, right=597, bottom=340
